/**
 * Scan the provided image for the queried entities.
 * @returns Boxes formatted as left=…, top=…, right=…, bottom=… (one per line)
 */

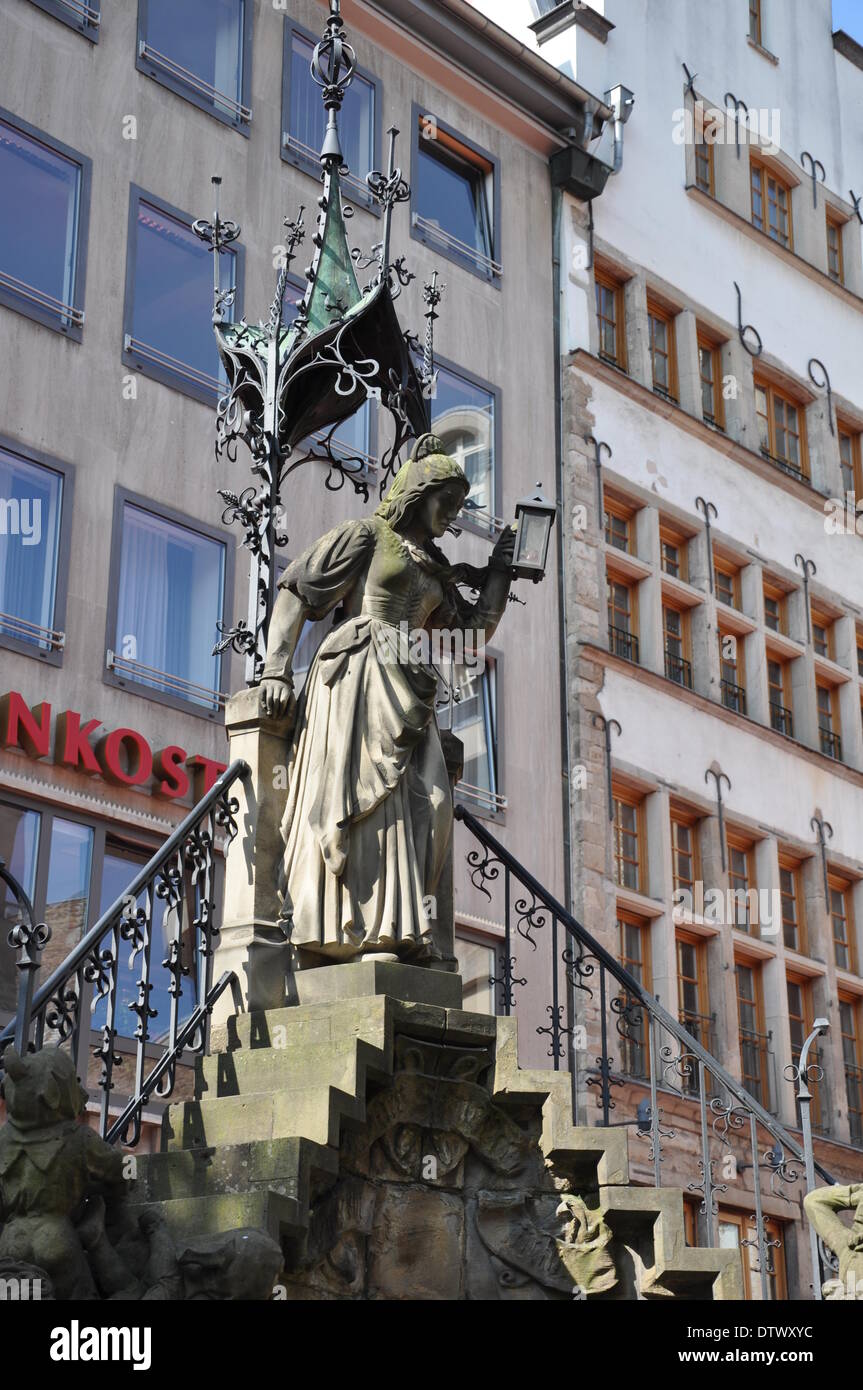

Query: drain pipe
left=605, top=84, right=635, bottom=172
left=552, top=183, right=572, bottom=919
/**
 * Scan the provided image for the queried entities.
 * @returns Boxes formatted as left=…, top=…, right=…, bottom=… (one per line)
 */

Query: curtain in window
left=115, top=504, right=225, bottom=706
left=146, top=0, right=244, bottom=106
left=0, top=448, right=63, bottom=647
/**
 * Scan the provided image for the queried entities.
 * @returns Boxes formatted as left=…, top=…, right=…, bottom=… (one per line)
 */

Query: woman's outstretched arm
left=259, top=586, right=309, bottom=719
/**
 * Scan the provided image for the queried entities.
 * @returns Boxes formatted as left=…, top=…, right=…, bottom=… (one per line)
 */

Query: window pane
left=451, top=664, right=495, bottom=797
left=115, top=504, right=225, bottom=707
left=432, top=365, right=495, bottom=519
left=0, top=800, right=40, bottom=1012
left=455, top=936, right=494, bottom=1014
left=417, top=132, right=492, bottom=260
left=131, top=199, right=235, bottom=387
left=39, top=818, right=94, bottom=986
left=0, top=118, right=81, bottom=311
left=0, top=448, right=63, bottom=648
left=288, top=32, right=374, bottom=176
left=92, top=843, right=196, bottom=1041
left=145, top=0, right=245, bottom=107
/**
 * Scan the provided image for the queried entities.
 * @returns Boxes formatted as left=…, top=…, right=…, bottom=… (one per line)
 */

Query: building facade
left=0, top=0, right=606, bottom=1136
left=476, top=0, right=863, bottom=1299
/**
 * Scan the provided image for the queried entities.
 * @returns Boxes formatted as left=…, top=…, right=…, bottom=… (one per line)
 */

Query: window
left=0, top=442, right=69, bottom=662
left=694, top=106, right=716, bottom=196
left=811, top=607, right=834, bottom=661
left=817, top=683, right=842, bottom=762
left=787, top=977, right=823, bottom=1130
left=430, top=361, right=497, bottom=527
left=282, top=26, right=378, bottom=208
left=677, top=934, right=711, bottom=1072
left=858, top=629, right=863, bottom=679
left=617, top=912, right=651, bottom=1078
left=719, top=1212, right=787, bottom=1301
left=663, top=604, right=692, bottom=688
left=750, top=158, right=792, bottom=249
left=719, top=630, right=746, bottom=715
left=595, top=267, right=626, bottom=367
left=604, top=502, right=630, bottom=553
left=839, top=998, right=863, bottom=1146
left=779, top=858, right=805, bottom=952
left=607, top=578, right=639, bottom=663
left=660, top=523, right=688, bottom=581
left=728, top=836, right=757, bottom=932
left=826, top=210, right=845, bottom=285
left=450, top=662, right=501, bottom=818
left=754, top=377, right=807, bottom=479
left=829, top=876, right=856, bottom=972
left=454, top=935, right=495, bottom=1014
left=762, top=578, right=786, bottom=634
left=748, top=0, right=762, bottom=45
left=0, top=110, right=90, bottom=337
left=613, top=792, right=644, bottom=893
left=767, top=658, right=793, bottom=737
left=0, top=799, right=40, bottom=1014
left=735, top=961, right=770, bottom=1106
left=698, top=337, right=724, bottom=427
left=839, top=426, right=862, bottom=497
left=714, top=558, right=740, bottom=610
left=123, top=189, right=241, bottom=405
left=28, top=0, right=100, bottom=39
left=412, top=109, right=499, bottom=281
left=647, top=301, right=677, bottom=401
left=671, top=814, right=699, bottom=899
left=136, top=0, right=251, bottom=130
left=108, top=497, right=228, bottom=714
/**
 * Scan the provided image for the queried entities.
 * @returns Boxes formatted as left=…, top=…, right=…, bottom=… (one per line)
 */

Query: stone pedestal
left=212, top=687, right=293, bottom=1029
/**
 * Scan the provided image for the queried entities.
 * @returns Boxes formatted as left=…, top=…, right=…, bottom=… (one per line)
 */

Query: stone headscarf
left=375, top=433, right=470, bottom=531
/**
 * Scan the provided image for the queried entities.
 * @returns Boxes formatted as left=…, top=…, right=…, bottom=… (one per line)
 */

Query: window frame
left=410, top=103, right=501, bottom=286
left=450, top=648, right=504, bottom=825
left=647, top=298, right=678, bottom=402
left=606, top=573, right=640, bottom=664
left=663, top=601, right=692, bottom=688
left=122, top=184, right=245, bottom=407
left=697, top=334, right=725, bottom=429
left=762, top=577, right=787, bottom=635
left=718, top=1208, right=787, bottom=1301
left=838, top=422, right=862, bottom=497
left=103, top=486, right=235, bottom=722
left=714, top=556, right=741, bottom=610
left=429, top=351, right=502, bottom=537
left=778, top=855, right=806, bottom=954
left=750, top=155, right=793, bottom=250
left=617, top=908, right=652, bottom=1079
left=613, top=787, right=645, bottom=894
left=829, top=873, right=856, bottom=974
left=727, top=831, right=757, bottom=932
left=135, top=0, right=253, bottom=135
left=0, top=433, right=75, bottom=668
left=817, top=681, right=842, bottom=762
left=826, top=207, right=845, bottom=285
left=0, top=106, right=92, bottom=341
left=754, top=374, right=808, bottom=480
left=787, top=973, right=823, bottom=1129
left=748, top=0, right=763, bottom=46
left=281, top=20, right=382, bottom=215
left=671, top=811, right=700, bottom=900
left=676, top=929, right=711, bottom=1054
left=594, top=265, right=626, bottom=369
left=28, top=0, right=100, bottom=40
left=718, top=627, right=747, bottom=715
left=735, top=958, right=771, bottom=1106
left=839, top=995, right=863, bottom=1147
left=766, top=654, right=793, bottom=736
left=660, top=522, right=689, bottom=581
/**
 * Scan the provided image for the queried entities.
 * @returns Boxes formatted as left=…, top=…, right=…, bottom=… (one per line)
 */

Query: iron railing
left=454, top=802, right=837, bottom=1298
left=819, top=727, right=843, bottom=762
left=770, top=701, right=794, bottom=737
left=609, top=625, right=639, bottom=663
left=0, top=760, right=248, bottom=1146
left=665, top=650, right=693, bottom=688
left=721, top=677, right=747, bottom=714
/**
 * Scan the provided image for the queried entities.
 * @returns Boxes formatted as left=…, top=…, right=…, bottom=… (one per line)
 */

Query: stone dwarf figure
left=258, top=433, right=516, bottom=967
left=804, top=1182, right=863, bottom=1298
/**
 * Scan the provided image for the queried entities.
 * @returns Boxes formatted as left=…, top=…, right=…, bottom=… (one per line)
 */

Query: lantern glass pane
left=515, top=511, right=549, bottom=569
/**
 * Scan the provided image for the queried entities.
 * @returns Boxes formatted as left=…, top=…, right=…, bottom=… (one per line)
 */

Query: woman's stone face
left=421, top=482, right=465, bottom=538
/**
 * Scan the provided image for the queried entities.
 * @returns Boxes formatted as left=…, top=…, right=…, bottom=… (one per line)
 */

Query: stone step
left=126, top=1187, right=301, bottom=1243
left=131, top=1135, right=335, bottom=1205
left=198, top=1036, right=387, bottom=1100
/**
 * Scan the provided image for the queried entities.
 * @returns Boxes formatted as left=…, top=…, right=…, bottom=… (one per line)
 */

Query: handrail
left=0, top=759, right=248, bottom=1058
left=454, top=802, right=837, bottom=1187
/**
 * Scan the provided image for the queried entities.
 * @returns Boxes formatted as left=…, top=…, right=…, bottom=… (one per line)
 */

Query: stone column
left=623, top=271, right=651, bottom=389
left=675, top=309, right=702, bottom=419
left=212, top=687, right=293, bottom=1029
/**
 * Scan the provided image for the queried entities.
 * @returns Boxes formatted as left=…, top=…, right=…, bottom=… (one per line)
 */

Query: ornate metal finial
left=192, top=175, right=241, bottom=322
left=268, top=206, right=306, bottom=341
left=311, top=0, right=357, bottom=165
left=367, top=126, right=411, bottom=282
left=422, top=271, right=444, bottom=393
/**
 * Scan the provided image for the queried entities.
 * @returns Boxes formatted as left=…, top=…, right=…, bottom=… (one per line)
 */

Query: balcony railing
left=665, top=650, right=692, bottom=688
left=770, top=702, right=794, bottom=737
left=55, top=0, right=100, bottom=24
left=282, top=133, right=374, bottom=207
left=0, top=610, right=65, bottom=652
left=609, top=625, right=639, bottom=663
left=411, top=213, right=503, bottom=279
left=721, top=678, right=747, bottom=715
left=123, top=335, right=223, bottom=397
left=138, top=41, right=252, bottom=123
left=107, top=650, right=226, bottom=710
left=455, top=781, right=508, bottom=816
left=820, top=727, right=843, bottom=762
left=0, top=267, right=84, bottom=328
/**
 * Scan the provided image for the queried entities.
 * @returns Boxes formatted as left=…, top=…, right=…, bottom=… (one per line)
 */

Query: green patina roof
left=305, top=169, right=363, bottom=335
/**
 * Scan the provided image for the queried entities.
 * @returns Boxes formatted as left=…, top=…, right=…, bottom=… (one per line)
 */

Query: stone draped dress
left=276, top=512, right=502, bottom=962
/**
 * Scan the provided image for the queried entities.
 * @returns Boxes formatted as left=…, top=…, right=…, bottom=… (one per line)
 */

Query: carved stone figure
left=259, top=433, right=515, bottom=965
left=804, top=1182, right=863, bottom=1297
left=0, top=1046, right=125, bottom=1299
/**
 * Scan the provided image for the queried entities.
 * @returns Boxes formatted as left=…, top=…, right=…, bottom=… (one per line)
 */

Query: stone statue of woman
left=258, top=433, right=515, bottom=967
left=804, top=1182, right=863, bottom=1297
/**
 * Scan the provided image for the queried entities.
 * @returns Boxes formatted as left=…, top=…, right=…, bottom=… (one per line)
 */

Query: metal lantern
left=511, top=484, right=556, bottom=582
